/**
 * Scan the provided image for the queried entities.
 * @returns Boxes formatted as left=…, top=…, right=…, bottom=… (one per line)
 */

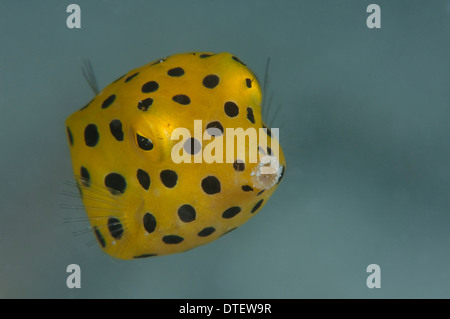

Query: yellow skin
left=66, top=52, right=286, bottom=259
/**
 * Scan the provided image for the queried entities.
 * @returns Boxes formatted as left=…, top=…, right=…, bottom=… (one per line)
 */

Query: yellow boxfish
left=65, top=52, right=285, bottom=259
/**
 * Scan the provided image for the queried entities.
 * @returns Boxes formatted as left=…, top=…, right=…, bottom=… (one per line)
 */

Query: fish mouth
left=250, top=155, right=283, bottom=190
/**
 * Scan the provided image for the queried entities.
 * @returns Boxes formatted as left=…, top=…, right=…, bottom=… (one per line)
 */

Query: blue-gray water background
left=1, top=0, right=450, bottom=298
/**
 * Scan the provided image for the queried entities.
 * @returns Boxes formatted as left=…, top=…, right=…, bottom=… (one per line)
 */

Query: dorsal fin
left=81, top=58, right=100, bottom=95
